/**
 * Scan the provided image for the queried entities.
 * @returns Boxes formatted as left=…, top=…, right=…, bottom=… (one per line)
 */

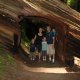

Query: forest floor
left=0, top=46, right=80, bottom=80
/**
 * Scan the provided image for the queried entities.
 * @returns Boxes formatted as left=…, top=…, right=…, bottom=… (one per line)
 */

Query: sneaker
left=43, top=58, right=45, bottom=61
left=33, top=58, right=35, bottom=61
left=52, top=59, right=54, bottom=63
left=44, top=59, right=46, bottom=61
left=49, top=58, right=51, bottom=61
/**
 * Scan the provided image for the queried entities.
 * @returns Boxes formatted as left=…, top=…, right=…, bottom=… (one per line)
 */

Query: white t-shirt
left=42, top=41, right=47, bottom=51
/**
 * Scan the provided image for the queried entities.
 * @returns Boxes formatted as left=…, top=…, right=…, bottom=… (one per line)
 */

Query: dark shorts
left=42, top=51, right=47, bottom=56
left=36, top=44, right=42, bottom=53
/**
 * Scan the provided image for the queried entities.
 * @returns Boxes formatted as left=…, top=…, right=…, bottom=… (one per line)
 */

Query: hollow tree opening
left=18, top=16, right=73, bottom=64
left=19, top=17, right=51, bottom=47
left=19, top=16, right=59, bottom=61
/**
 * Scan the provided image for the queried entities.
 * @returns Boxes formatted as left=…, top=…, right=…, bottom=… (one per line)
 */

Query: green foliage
left=21, top=28, right=30, bottom=46
left=67, top=0, right=75, bottom=6
left=0, top=48, right=17, bottom=79
left=67, top=0, right=80, bottom=12
left=20, top=20, right=31, bottom=48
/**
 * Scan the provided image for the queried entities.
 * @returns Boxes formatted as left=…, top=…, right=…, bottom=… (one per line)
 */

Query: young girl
left=29, top=38, right=36, bottom=61
left=42, top=37, right=47, bottom=61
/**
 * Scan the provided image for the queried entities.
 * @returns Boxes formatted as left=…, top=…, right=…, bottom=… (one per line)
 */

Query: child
left=29, top=38, right=36, bottom=61
left=42, top=37, right=47, bottom=61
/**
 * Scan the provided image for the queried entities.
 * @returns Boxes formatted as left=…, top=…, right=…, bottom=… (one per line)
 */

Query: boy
left=29, top=38, right=36, bottom=61
left=46, top=26, right=55, bottom=63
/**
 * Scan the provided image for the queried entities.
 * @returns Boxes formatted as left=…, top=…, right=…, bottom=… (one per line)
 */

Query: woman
left=34, top=27, right=43, bottom=61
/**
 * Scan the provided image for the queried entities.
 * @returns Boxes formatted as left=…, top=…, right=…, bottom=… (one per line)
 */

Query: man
left=46, top=26, right=56, bottom=63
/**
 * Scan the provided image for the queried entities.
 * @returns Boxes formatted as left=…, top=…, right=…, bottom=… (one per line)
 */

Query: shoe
left=49, top=58, right=51, bottom=61
left=43, top=58, right=46, bottom=61
left=44, top=59, right=46, bottom=61
left=33, top=58, right=35, bottom=61
left=52, top=59, right=54, bottom=63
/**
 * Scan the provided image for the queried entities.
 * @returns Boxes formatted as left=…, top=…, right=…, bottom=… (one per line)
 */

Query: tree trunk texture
left=0, top=0, right=80, bottom=62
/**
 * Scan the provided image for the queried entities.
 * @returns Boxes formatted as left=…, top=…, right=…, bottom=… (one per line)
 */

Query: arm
left=34, top=35, right=37, bottom=40
left=53, top=37, right=55, bottom=44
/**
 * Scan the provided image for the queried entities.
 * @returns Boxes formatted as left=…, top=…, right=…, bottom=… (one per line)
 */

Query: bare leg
left=44, top=56, right=46, bottom=61
left=39, top=53, right=41, bottom=61
left=49, top=54, right=51, bottom=61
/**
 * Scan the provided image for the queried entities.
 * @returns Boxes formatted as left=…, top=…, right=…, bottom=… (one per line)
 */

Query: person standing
left=29, top=38, right=36, bottom=61
left=42, top=37, right=47, bottom=61
left=34, top=27, right=43, bottom=61
left=46, top=26, right=55, bottom=63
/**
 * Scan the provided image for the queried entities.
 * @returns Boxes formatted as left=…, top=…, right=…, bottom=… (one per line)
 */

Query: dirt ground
left=3, top=55, right=80, bottom=80
left=3, top=60, right=80, bottom=80
left=0, top=45, right=80, bottom=80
